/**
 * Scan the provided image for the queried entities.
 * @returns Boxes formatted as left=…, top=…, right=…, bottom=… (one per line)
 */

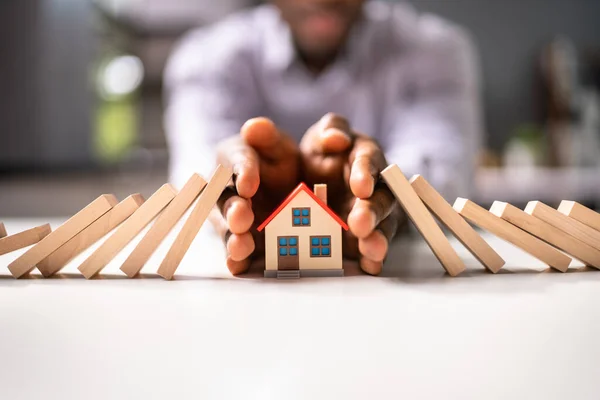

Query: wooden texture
left=558, top=201, right=600, bottom=233
left=491, top=201, right=600, bottom=271
left=8, top=195, right=118, bottom=278
left=157, top=165, right=232, bottom=280
left=37, top=194, right=145, bottom=277
left=526, top=201, right=600, bottom=251
left=0, top=222, right=6, bottom=238
left=410, top=175, right=505, bottom=273
left=78, top=184, right=177, bottom=279
left=381, top=164, right=465, bottom=277
left=0, top=224, right=52, bottom=256
left=120, top=174, right=207, bottom=278
left=454, top=198, right=572, bottom=271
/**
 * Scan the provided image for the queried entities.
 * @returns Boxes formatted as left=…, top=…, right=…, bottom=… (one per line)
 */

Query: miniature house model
left=257, top=183, right=349, bottom=279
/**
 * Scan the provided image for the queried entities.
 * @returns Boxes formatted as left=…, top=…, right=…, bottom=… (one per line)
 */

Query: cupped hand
left=299, top=113, right=404, bottom=275
left=212, top=118, right=300, bottom=275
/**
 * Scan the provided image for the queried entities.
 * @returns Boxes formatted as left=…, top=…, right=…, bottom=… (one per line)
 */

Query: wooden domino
left=381, top=164, right=465, bottom=277
left=526, top=201, right=600, bottom=251
left=157, top=165, right=232, bottom=280
left=491, top=201, right=600, bottom=271
left=454, top=198, right=572, bottom=271
left=120, top=174, right=207, bottom=278
left=36, top=194, right=145, bottom=277
left=0, top=222, right=7, bottom=238
left=410, top=175, right=505, bottom=273
left=0, top=224, right=52, bottom=256
left=78, top=184, right=177, bottom=279
left=558, top=201, right=600, bottom=233
left=8, top=195, right=118, bottom=278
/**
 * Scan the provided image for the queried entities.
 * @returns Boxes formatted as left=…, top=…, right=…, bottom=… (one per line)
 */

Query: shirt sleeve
left=381, top=17, right=483, bottom=201
left=163, top=25, right=260, bottom=189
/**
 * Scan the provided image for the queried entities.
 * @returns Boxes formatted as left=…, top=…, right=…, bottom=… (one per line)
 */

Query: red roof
left=256, top=182, right=349, bottom=232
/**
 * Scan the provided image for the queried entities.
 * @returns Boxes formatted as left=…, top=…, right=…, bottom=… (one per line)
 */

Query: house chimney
left=314, top=184, right=327, bottom=205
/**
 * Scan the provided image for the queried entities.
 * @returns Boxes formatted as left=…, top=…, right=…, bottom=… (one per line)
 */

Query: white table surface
left=1, top=217, right=599, bottom=400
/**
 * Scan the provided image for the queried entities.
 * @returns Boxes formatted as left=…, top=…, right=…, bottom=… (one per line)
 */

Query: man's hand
left=212, top=118, right=300, bottom=275
left=300, top=113, right=404, bottom=275
left=212, top=114, right=404, bottom=276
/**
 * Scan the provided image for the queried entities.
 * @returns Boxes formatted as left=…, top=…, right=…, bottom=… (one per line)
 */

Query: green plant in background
left=503, top=124, right=545, bottom=167
left=95, top=99, right=137, bottom=163
left=93, top=54, right=144, bottom=164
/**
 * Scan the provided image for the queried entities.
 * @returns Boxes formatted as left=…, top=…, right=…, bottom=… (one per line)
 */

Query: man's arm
left=381, top=17, right=482, bottom=201
left=163, top=25, right=260, bottom=189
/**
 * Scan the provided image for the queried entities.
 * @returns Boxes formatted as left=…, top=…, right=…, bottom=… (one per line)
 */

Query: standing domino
left=558, top=201, right=600, bottom=233
left=454, top=199, right=571, bottom=271
left=158, top=165, right=232, bottom=280
left=121, top=174, right=207, bottom=278
left=410, top=175, right=505, bottom=273
left=381, top=165, right=465, bottom=277
left=37, top=194, right=145, bottom=277
left=0, top=224, right=52, bottom=257
left=78, top=184, right=177, bottom=279
left=8, top=195, right=117, bottom=278
left=526, top=201, right=600, bottom=251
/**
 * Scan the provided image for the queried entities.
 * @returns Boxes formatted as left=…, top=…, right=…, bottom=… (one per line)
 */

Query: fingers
left=346, top=182, right=401, bottom=276
left=241, top=118, right=300, bottom=192
left=226, top=257, right=252, bottom=276
left=241, top=117, right=297, bottom=162
left=217, top=137, right=260, bottom=199
left=227, top=232, right=255, bottom=261
left=358, top=212, right=401, bottom=276
left=216, top=187, right=254, bottom=234
left=348, top=136, right=388, bottom=199
left=347, top=182, right=397, bottom=239
left=211, top=188, right=256, bottom=275
left=300, top=113, right=354, bottom=189
left=301, top=113, right=353, bottom=155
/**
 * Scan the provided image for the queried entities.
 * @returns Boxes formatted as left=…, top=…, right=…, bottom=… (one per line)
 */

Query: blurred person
left=164, top=0, right=482, bottom=275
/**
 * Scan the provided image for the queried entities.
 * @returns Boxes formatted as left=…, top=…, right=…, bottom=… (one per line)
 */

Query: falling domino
left=0, top=223, right=7, bottom=238
left=558, top=201, right=600, bottom=233
left=410, top=175, right=505, bottom=273
left=36, top=194, right=145, bottom=277
left=0, top=224, right=52, bottom=256
left=120, top=174, right=207, bottom=278
left=157, top=165, right=233, bottom=280
left=381, top=164, right=465, bottom=277
left=526, top=201, right=600, bottom=251
left=8, top=195, right=118, bottom=278
left=78, top=184, right=177, bottom=279
left=491, top=201, right=600, bottom=271
left=454, top=198, right=572, bottom=271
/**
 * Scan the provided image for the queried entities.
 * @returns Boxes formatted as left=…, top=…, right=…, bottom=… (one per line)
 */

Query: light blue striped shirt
left=164, top=1, right=482, bottom=200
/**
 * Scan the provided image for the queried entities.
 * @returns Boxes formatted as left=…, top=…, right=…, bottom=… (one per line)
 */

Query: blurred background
left=0, top=0, right=599, bottom=217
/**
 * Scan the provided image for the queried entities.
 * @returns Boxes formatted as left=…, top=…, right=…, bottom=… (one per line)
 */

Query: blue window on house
left=292, top=208, right=311, bottom=226
left=278, top=236, right=298, bottom=258
left=310, top=236, right=332, bottom=258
